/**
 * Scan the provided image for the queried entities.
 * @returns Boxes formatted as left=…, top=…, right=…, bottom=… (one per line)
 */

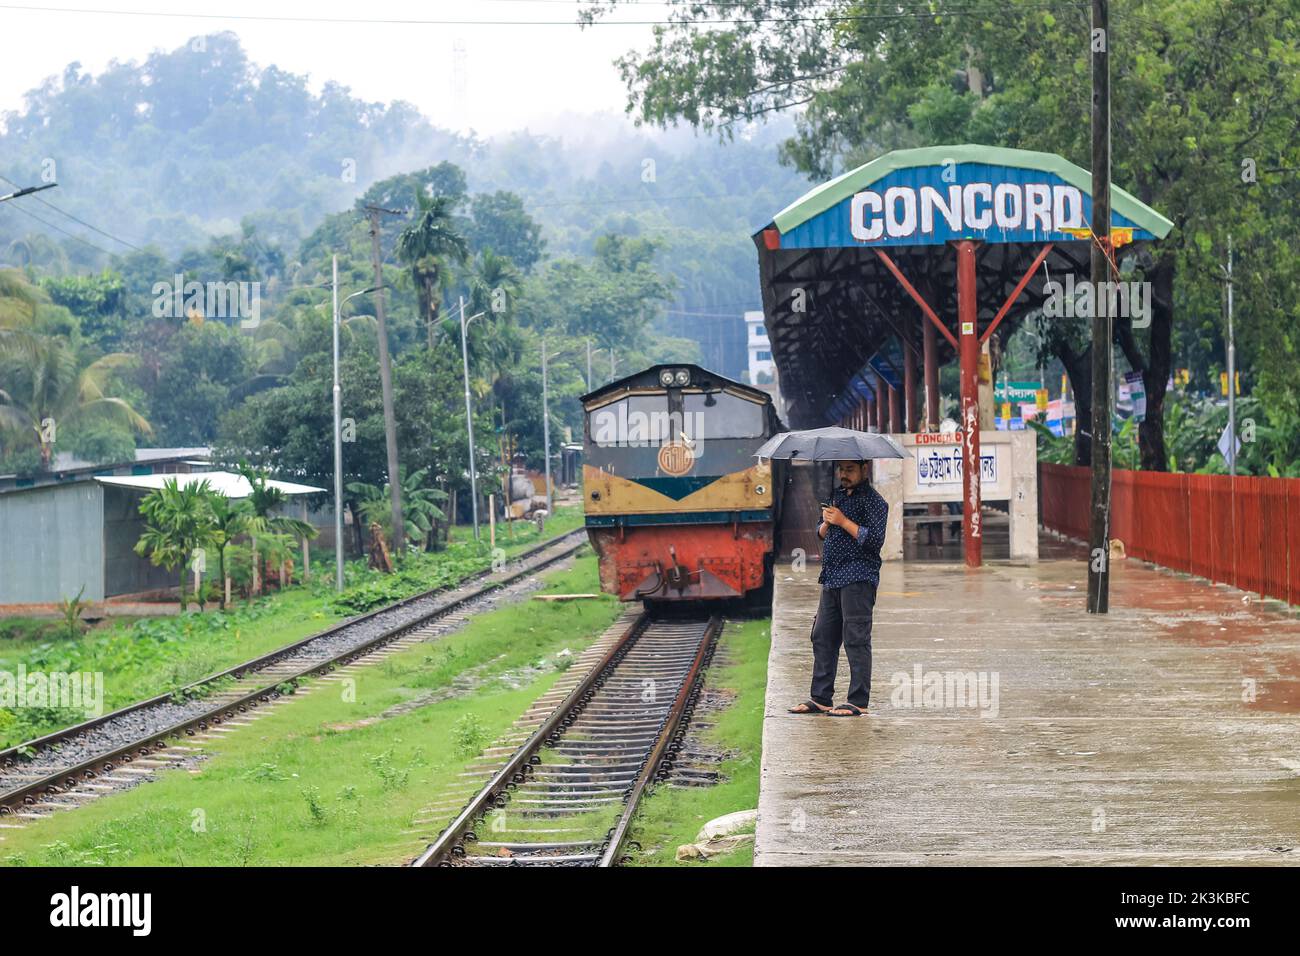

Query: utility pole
left=542, top=336, right=553, bottom=515
left=458, top=295, right=482, bottom=540
left=1086, top=0, right=1112, bottom=614
left=365, top=205, right=406, bottom=555
left=586, top=339, right=592, bottom=393
left=329, top=263, right=384, bottom=589
left=1226, top=235, right=1236, bottom=476
left=332, top=255, right=344, bottom=591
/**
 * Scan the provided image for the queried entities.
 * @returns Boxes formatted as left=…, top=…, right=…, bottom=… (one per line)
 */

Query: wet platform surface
left=757, top=535, right=1300, bottom=866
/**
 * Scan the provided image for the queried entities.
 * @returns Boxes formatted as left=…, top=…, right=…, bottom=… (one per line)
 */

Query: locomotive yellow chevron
left=584, top=462, right=772, bottom=515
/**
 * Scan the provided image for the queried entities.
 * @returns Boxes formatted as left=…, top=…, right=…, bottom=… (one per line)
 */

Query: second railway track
left=0, top=530, right=588, bottom=821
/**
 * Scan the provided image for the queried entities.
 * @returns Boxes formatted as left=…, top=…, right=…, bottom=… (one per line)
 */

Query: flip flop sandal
left=787, top=700, right=829, bottom=715
left=828, top=703, right=865, bottom=717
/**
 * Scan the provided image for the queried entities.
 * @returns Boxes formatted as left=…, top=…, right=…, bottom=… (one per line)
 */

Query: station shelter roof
left=752, top=145, right=1173, bottom=428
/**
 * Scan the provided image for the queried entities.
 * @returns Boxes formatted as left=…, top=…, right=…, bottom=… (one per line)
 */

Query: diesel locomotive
left=580, top=364, right=784, bottom=605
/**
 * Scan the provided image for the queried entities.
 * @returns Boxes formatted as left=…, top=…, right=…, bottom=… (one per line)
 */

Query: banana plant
left=347, top=466, right=448, bottom=551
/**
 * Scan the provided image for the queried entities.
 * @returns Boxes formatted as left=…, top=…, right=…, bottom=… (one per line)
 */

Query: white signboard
left=1124, top=370, right=1147, bottom=423
left=915, top=446, right=997, bottom=486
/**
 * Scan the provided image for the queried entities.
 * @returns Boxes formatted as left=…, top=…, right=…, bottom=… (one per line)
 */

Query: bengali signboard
left=901, top=430, right=1021, bottom=503
left=995, top=380, right=1042, bottom=404
left=915, top=445, right=997, bottom=486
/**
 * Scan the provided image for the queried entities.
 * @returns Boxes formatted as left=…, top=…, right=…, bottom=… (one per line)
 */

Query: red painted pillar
left=865, top=397, right=875, bottom=431
left=957, top=240, right=982, bottom=568
left=922, top=311, right=939, bottom=430
left=888, top=382, right=902, bottom=434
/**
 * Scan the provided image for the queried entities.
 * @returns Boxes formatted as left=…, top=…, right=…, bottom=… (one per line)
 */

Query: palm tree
left=396, top=193, right=468, bottom=348
left=2, top=236, right=68, bottom=274
left=465, top=249, right=526, bottom=379
left=0, top=336, right=150, bottom=469
left=0, top=268, right=39, bottom=325
left=468, top=249, right=522, bottom=322
left=228, top=317, right=298, bottom=401
left=207, top=494, right=265, bottom=610
left=0, top=269, right=44, bottom=364
left=134, top=478, right=217, bottom=611
left=2, top=239, right=33, bottom=269
left=236, top=462, right=318, bottom=594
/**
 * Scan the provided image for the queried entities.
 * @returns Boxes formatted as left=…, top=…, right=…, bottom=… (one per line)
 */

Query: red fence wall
left=1039, top=463, right=1300, bottom=605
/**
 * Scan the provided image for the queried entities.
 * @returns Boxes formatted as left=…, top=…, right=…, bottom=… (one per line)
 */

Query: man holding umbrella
left=787, top=459, right=889, bottom=717
left=754, top=425, right=901, bottom=718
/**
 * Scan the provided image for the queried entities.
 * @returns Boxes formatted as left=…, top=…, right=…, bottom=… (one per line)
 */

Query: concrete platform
left=757, top=535, right=1300, bottom=866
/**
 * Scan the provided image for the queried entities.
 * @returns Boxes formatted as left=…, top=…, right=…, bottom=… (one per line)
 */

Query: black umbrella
left=753, top=426, right=908, bottom=462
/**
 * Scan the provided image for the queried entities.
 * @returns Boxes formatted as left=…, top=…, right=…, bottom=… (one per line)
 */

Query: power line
left=0, top=200, right=118, bottom=257
left=527, top=190, right=771, bottom=208
left=664, top=308, right=749, bottom=318
left=0, top=174, right=146, bottom=251
left=0, top=1, right=1091, bottom=28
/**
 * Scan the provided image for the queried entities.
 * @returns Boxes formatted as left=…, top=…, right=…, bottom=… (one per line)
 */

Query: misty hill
left=0, top=33, right=812, bottom=373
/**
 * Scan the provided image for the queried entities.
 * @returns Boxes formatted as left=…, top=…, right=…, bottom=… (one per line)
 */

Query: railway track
left=412, top=611, right=723, bottom=867
left=0, top=530, right=588, bottom=823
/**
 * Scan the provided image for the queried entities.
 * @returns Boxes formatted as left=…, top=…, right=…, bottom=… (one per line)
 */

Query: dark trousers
left=810, top=580, right=876, bottom=709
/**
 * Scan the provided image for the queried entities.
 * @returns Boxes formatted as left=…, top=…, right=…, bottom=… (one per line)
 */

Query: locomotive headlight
left=673, top=369, right=690, bottom=386
left=659, top=369, right=675, bottom=386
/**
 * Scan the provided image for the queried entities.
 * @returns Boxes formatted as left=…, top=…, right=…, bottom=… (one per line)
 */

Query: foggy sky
left=0, top=0, right=653, bottom=136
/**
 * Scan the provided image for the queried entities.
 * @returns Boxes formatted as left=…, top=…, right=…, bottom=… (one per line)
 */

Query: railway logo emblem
left=657, top=440, right=695, bottom=477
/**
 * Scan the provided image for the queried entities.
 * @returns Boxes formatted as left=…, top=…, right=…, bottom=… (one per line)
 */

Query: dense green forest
left=0, top=33, right=810, bottom=526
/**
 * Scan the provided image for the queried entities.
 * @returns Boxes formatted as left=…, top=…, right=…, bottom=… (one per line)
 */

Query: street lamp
left=453, top=296, right=488, bottom=540
left=330, top=254, right=384, bottom=590
left=542, top=340, right=588, bottom=515
left=0, top=182, right=56, bottom=204
left=587, top=343, right=616, bottom=388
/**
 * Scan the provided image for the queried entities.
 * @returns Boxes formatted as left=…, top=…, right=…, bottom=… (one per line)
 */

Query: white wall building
left=745, top=310, right=776, bottom=384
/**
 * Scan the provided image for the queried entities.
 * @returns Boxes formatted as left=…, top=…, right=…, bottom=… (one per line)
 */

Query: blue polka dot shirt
left=818, top=481, right=888, bottom=589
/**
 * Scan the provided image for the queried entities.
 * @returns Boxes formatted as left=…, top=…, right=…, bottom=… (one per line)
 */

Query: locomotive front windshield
left=587, top=389, right=767, bottom=447
left=682, top=391, right=766, bottom=440
left=587, top=394, right=671, bottom=447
